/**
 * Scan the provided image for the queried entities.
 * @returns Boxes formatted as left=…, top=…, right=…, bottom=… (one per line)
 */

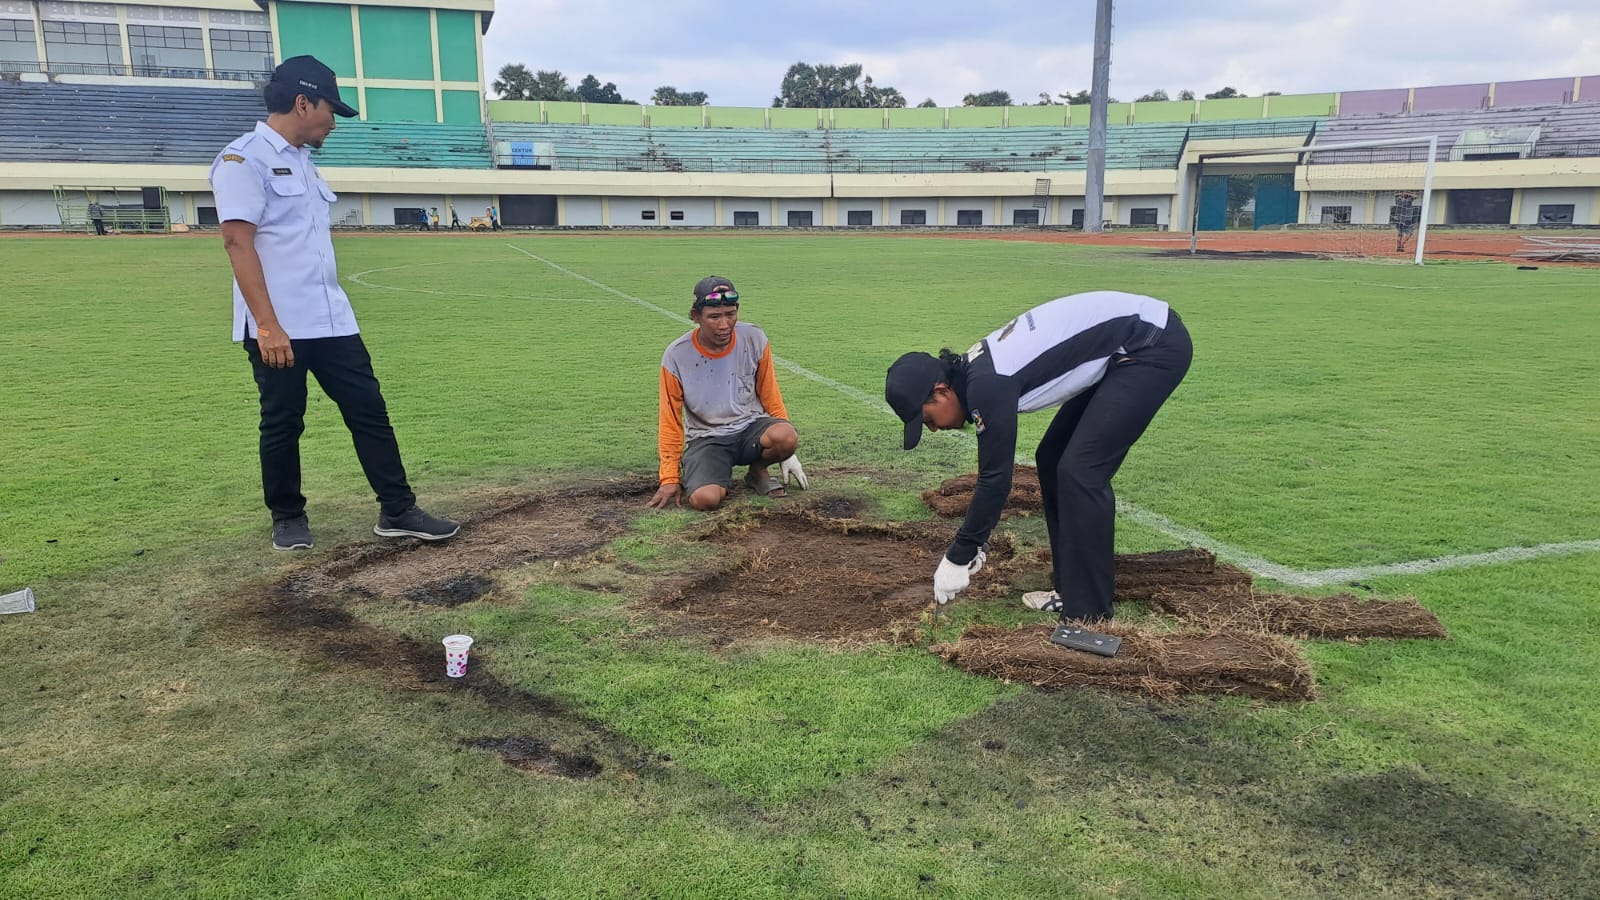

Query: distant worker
left=488, top=205, right=502, bottom=231
left=419, top=208, right=431, bottom=231
left=208, top=55, right=460, bottom=551
left=88, top=199, right=107, bottom=236
left=648, top=276, right=808, bottom=511
left=430, top=207, right=441, bottom=230
left=1392, top=190, right=1421, bottom=253
left=449, top=205, right=462, bottom=230
left=886, top=290, right=1191, bottom=622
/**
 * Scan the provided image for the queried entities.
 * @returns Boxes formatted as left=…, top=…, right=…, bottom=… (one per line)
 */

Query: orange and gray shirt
left=657, top=322, right=789, bottom=484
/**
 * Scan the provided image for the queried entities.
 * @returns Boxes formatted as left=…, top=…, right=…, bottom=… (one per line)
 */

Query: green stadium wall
left=442, top=90, right=481, bottom=124
left=830, top=108, right=885, bottom=129
left=1131, top=100, right=1195, bottom=123
left=359, top=7, right=433, bottom=80
left=276, top=2, right=357, bottom=79
left=948, top=106, right=1004, bottom=128
left=545, top=102, right=585, bottom=124
left=888, top=107, right=945, bottom=128
left=487, top=100, right=543, bottom=123
left=1265, top=93, right=1336, bottom=117
left=1199, top=97, right=1265, bottom=121
left=435, top=9, right=479, bottom=82
left=1007, top=106, right=1068, bottom=127
left=771, top=108, right=821, bottom=129
left=365, top=87, right=436, bottom=122
left=649, top=106, right=704, bottom=127
left=708, top=107, right=767, bottom=128
left=587, top=104, right=644, bottom=127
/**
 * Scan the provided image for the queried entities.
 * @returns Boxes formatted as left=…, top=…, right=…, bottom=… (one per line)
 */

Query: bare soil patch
left=932, top=623, right=1315, bottom=701
left=463, top=736, right=603, bottom=779
left=648, top=507, right=1017, bottom=645
left=314, top=478, right=654, bottom=600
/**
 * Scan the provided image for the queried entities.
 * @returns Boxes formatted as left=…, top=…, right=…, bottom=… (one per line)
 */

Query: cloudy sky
left=482, top=0, right=1600, bottom=107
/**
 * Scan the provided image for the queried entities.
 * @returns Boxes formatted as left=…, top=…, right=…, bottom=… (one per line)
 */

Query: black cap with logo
left=885, top=352, right=946, bottom=450
left=270, top=55, right=358, bottom=118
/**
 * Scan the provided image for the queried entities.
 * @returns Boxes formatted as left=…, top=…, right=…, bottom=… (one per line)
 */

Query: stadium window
left=846, top=210, right=873, bottom=226
left=1537, top=204, right=1575, bottom=225
left=900, top=209, right=927, bottom=225
left=1129, top=208, right=1159, bottom=226
left=787, top=210, right=814, bottom=227
left=42, top=20, right=122, bottom=68
left=1012, top=209, right=1040, bottom=225
left=1320, top=206, right=1353, bottom=225
left=197, top=206, right=219, bottom=226
left=210, top=28, right=272, bottom=75
left=669, top=210, right=685, bottom=221
left=128, top=24, right=203, bottom=74
left=733, top=211, right=759, bottom=227
left=1070, top=208, right=1085, bottom=228
left=956, top=209, right=983, bottom=226
left=393, top=208, right=424, bottom=227
left=640, top=210, right=656, bottom=221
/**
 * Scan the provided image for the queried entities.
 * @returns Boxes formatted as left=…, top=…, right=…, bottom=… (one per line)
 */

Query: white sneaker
left=1022, top=590, right=1064, bottom=613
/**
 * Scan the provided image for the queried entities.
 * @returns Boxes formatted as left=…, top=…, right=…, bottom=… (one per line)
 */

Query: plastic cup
left=442, top=634, right=474, bottom=678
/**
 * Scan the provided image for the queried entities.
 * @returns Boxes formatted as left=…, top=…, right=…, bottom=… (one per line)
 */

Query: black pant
left=1034, top=312, right=1193, bottom=621
left=92, top=218, right=106, bottom=235
left=243, top=334, right=415, bottom=522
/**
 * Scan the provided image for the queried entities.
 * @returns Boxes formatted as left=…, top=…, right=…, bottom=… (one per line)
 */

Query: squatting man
left=648, top=276, right=809, bottom=510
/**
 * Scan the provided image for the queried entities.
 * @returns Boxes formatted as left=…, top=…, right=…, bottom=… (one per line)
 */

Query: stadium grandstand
left=2, top=0, right=1598, bottom=235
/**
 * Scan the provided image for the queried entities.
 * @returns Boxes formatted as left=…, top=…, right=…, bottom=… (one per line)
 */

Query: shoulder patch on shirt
left=271, top=167, right=293, bottom=175
left=221, top=153, right=246, bottom=163
left=969, top=408, right=986, bottom=435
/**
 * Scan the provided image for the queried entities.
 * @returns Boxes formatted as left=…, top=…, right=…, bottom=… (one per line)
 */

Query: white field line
left=503, top=243, right=1599, bottom=584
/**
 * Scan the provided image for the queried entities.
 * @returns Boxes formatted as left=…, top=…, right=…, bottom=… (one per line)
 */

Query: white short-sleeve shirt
left=208, top=121, right=358, bottom=341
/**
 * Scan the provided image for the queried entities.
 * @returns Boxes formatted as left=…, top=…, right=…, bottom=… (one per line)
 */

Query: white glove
left=967, top=547, right=987, bottom=577
left=934, top=556, right=971, bottom=604
left=779, top=455, right=808, bottom=490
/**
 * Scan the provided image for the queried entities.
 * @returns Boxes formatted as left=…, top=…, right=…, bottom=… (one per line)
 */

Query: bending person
left=885, top=290, right=1191, bottom=621
left=648, top=276, right=808, bottom=511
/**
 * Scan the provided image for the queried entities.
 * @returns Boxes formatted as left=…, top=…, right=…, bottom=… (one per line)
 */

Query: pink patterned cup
left=442, top=634, right=474, bottom=678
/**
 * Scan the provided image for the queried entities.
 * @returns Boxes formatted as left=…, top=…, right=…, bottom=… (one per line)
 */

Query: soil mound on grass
left=923, top=466, right=1042, bottom=517
left=1113, top=548, right=1256, bottom=599
left=649, top=508, right=1015, bottom=644
left=931, top=623, right=1316, bottom=701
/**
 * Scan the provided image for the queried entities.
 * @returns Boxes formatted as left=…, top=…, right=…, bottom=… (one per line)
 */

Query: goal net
left=1188, top=135, right=1439, bottom=264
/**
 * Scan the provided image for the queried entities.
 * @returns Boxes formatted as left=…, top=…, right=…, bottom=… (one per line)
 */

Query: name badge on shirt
left=272, top=168, right=293, bottom=175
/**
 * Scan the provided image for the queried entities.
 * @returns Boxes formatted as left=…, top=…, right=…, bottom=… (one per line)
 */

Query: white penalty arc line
left=504, top=242, right=1600, bottom=584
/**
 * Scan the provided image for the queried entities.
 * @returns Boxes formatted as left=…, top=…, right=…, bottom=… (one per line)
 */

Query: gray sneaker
left=272, top=515, right=314, bottom=551
left=374, top=506, right=460, bottom=541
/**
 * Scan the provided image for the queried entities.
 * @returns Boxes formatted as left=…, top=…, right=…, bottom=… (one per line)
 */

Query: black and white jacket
left=947, top=291, right=1172, bottom=564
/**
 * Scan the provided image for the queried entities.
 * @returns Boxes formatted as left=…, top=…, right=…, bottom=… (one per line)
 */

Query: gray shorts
left=681, top=417, right=787, bottom=495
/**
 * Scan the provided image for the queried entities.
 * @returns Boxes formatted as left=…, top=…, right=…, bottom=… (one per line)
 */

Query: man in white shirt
left=209, top=55, right=459, bottom=551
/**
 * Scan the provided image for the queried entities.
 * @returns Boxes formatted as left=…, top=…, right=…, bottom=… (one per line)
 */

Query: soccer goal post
left=1188, top=135, right=1439, bottom=264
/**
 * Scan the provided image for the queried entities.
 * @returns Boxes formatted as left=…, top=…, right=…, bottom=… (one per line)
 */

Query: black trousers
left=92, top=218, right=106, bottom=235
left=1034, top=312, right=1193, bottom=621
left=243, top=334, right=415, bottom=522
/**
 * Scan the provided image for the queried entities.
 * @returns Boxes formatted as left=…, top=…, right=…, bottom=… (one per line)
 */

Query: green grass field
left=1, top=233, right=1596, bottom=897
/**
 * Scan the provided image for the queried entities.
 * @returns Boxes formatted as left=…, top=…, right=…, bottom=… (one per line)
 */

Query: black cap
left=885, top=352, right=945, bottom=450
left=693, top=275, right=736, bottom=304
left=271, top=55, right=358, bottom=118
